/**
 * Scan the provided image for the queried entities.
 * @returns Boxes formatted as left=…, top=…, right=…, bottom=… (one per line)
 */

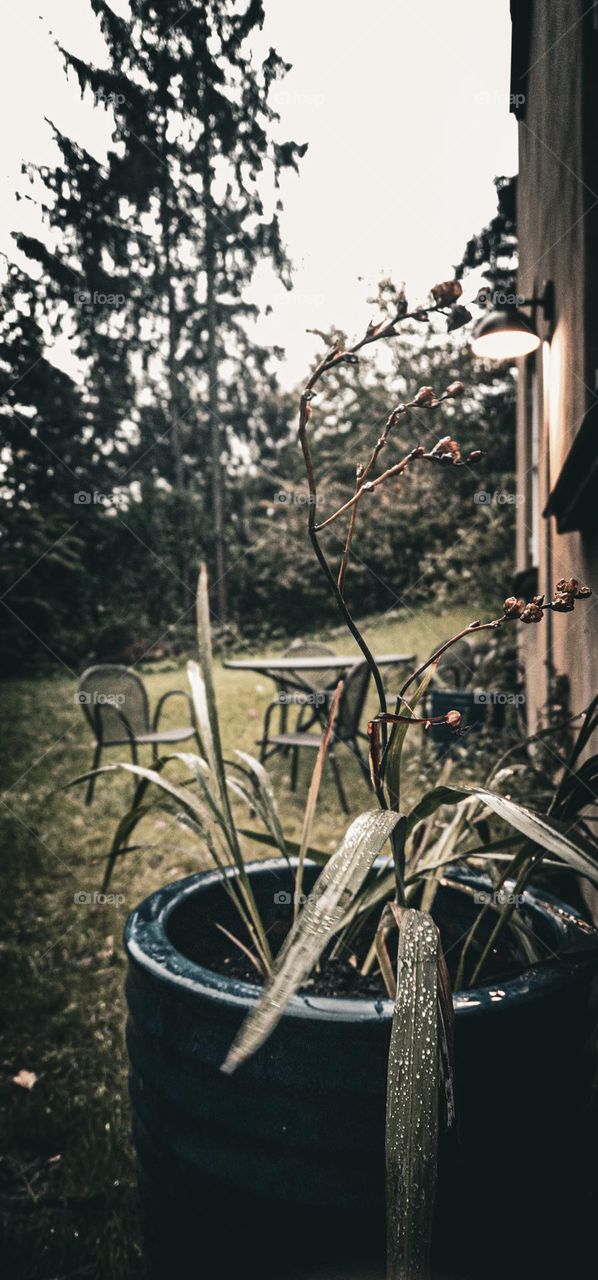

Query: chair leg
left=351, top=737, right=370, bottom=780
left=259, top=702, right=277, bottom=764
left=129, top=739, right=139, bottom=800
left=85, top=742, right=102, bottom=806
left=290, top=746, right=300, bottom=793
left=329, top=746, right=349, bottom=814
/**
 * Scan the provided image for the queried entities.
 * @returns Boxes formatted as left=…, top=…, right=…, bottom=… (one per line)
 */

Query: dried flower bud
left=467, top=449, right=484, bottom=462
left=413, top=308, right=429, bottom=322
left=446, top=305, right=473, bottom=332
left=444, top=381, right=465, bottom=398
left=520, top=603, right=543, bottom=624
left=531, top=594, right=545, bottom=607
left=503, top=596, right=526, bottom=618
left=414, top=385, right=437, bottom=406
left=430, top=436, right=461, bottom=463
left=408, top=445, right=425, bottom=460
left=445, top=710, right=462, bottom=728
left=551, top=593, right=575, bottom=613
left=576, top=585, right=592, bottom=598
left=556, top=577, right=578, bottom=594
left=431, top=280, right=462, bottom=307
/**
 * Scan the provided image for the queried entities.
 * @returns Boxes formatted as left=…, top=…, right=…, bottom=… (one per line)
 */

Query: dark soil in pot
left=125, top=858, right=598, bottom=1280
left=178, top=875, right=536, bottom=996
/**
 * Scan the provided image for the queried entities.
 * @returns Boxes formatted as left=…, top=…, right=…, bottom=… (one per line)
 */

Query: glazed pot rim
left=125, top=858, right=598, bottom=1022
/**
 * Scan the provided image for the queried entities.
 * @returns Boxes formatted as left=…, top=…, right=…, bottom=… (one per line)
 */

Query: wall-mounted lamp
left=471, top=281, right=554, bottom=360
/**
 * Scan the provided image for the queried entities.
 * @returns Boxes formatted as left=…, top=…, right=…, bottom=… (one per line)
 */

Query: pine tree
left=16, top=0, right=306, bottom=619
left=0, top=263, right=91, bottom=670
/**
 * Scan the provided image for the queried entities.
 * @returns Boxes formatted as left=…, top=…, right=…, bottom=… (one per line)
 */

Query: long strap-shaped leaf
left=222, top=809, right=400, bottom=1074
left=470, top=787, right=598, bottom=883
left=189, top=562, right=239, bottom=851
left=234, top=749, right=288, bottom=862
left=383, top=663, right=438, bottom=810
left=406, top=785, right=598, bottom=884
left=386, top=910, right=440, bottom=1280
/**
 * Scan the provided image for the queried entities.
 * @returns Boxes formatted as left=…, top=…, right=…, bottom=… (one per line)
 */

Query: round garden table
left=223, top=652, right=416, bottom=697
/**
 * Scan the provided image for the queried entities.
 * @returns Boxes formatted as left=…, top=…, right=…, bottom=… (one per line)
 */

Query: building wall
left=516, top=0, right=598, bottom=732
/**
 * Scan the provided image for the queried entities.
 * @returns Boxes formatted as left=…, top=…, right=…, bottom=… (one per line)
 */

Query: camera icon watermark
left=273, top=890, right=316, bottom=907
left=476, top=288, right=526, bottom=309
left=73, top=891, right=125, bottom=906
left=276, top=691, right=326, bottom=706
left=273, top=490, right=317, bottom=506
left=474, top=889, right=525, bottom=907
left=270, top=89, right=326, bottom=109
left=73, top=491, right=117, bottom=506
left=93, top=89, right=125, bottom=109
left=278, top=291, right=326, bottom=309
left=474, top=490, right=524, bottom=507
left=473, top=691, right=525, bottom=707
left=74, top=691, right=126, bottom=707
left=74, top=289, right=126, bottom=310
left=474, top=90, right=525, bottom=110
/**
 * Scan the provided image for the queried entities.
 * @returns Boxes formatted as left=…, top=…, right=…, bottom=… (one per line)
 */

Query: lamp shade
left=471, top=307, right=540, bottom=359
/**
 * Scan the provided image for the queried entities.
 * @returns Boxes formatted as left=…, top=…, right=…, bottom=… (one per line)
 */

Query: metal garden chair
left=258, top=639, right=337, bottom=763
left=424, top=637, right=512, bottom=754
left=78, top=664, right=201, bottom=805
left=259, top=660, right=371, bottom=813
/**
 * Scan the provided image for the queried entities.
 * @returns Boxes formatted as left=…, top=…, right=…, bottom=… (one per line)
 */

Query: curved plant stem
left=399, top=619, right=507, bottom=701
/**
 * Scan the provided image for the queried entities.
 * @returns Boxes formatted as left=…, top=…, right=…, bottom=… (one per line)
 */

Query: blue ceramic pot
left=124, top=860, right=598, bottom=1279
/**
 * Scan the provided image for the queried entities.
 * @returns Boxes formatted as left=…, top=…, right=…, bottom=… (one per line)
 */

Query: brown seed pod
left=431, top=280, right=462, bottom=307
left=556, top=577, right=578, bottom=594
left=446, top=305, right=473, bottom=332
left=551, top=593, right=575, bottom=613
left=503, top=596, right=525, bottom=618
left=414, top=385, right=437, bottom=406
left=520, top=603, right=543, bottom=624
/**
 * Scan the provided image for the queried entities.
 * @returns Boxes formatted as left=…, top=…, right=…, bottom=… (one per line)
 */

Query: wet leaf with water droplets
left=386, top=910, right=440, bottom=1280
left=221, top=810, right=400, bottom=1074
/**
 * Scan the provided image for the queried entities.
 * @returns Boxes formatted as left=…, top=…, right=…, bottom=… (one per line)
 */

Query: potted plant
left=79, top=280, right=598, bottom=1280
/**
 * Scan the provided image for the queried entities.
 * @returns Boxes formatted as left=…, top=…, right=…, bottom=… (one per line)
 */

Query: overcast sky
left=0, top=0, right=517, bottom=386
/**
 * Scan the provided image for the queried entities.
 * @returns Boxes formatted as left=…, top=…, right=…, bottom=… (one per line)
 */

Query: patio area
left=1, top=605, right=476, bottom=1280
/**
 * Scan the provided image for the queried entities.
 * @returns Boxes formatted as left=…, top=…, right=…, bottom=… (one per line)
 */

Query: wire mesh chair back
left=431, top=637, right=497, bottom=691
left=78, top=665, right=150, bottom=743
left=283, top=639, right=337, bottom=692
left=335, top=661, right=370, bottom=741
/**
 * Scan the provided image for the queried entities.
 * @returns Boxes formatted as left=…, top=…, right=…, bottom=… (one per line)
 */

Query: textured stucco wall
left=516, top=0, right=598, bottom=731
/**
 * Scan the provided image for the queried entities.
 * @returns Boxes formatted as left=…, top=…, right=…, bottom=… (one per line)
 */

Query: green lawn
left=0, top=604, right=475, bottom=1280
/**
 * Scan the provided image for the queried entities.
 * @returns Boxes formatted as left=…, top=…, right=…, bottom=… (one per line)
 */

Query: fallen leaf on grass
left=12, top=1069, right=37, bottom=1090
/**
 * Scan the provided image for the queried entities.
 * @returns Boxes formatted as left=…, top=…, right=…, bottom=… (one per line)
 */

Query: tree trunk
left=203, top=147, right=228, bottom=620
left=160, top=168, right=185, bottom=498
left=160, top=138, right=189, bottom=598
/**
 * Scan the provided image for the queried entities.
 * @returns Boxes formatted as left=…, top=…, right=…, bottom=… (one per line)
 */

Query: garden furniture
left=259, top=660, right=371, bottom=811
left=256, top=639, right=337, bottom=756
left=77, top=664, right=201, bottom=805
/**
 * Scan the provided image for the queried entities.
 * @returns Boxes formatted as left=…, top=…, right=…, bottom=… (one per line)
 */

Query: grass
left=0, top=604, right=477, bottom=1280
